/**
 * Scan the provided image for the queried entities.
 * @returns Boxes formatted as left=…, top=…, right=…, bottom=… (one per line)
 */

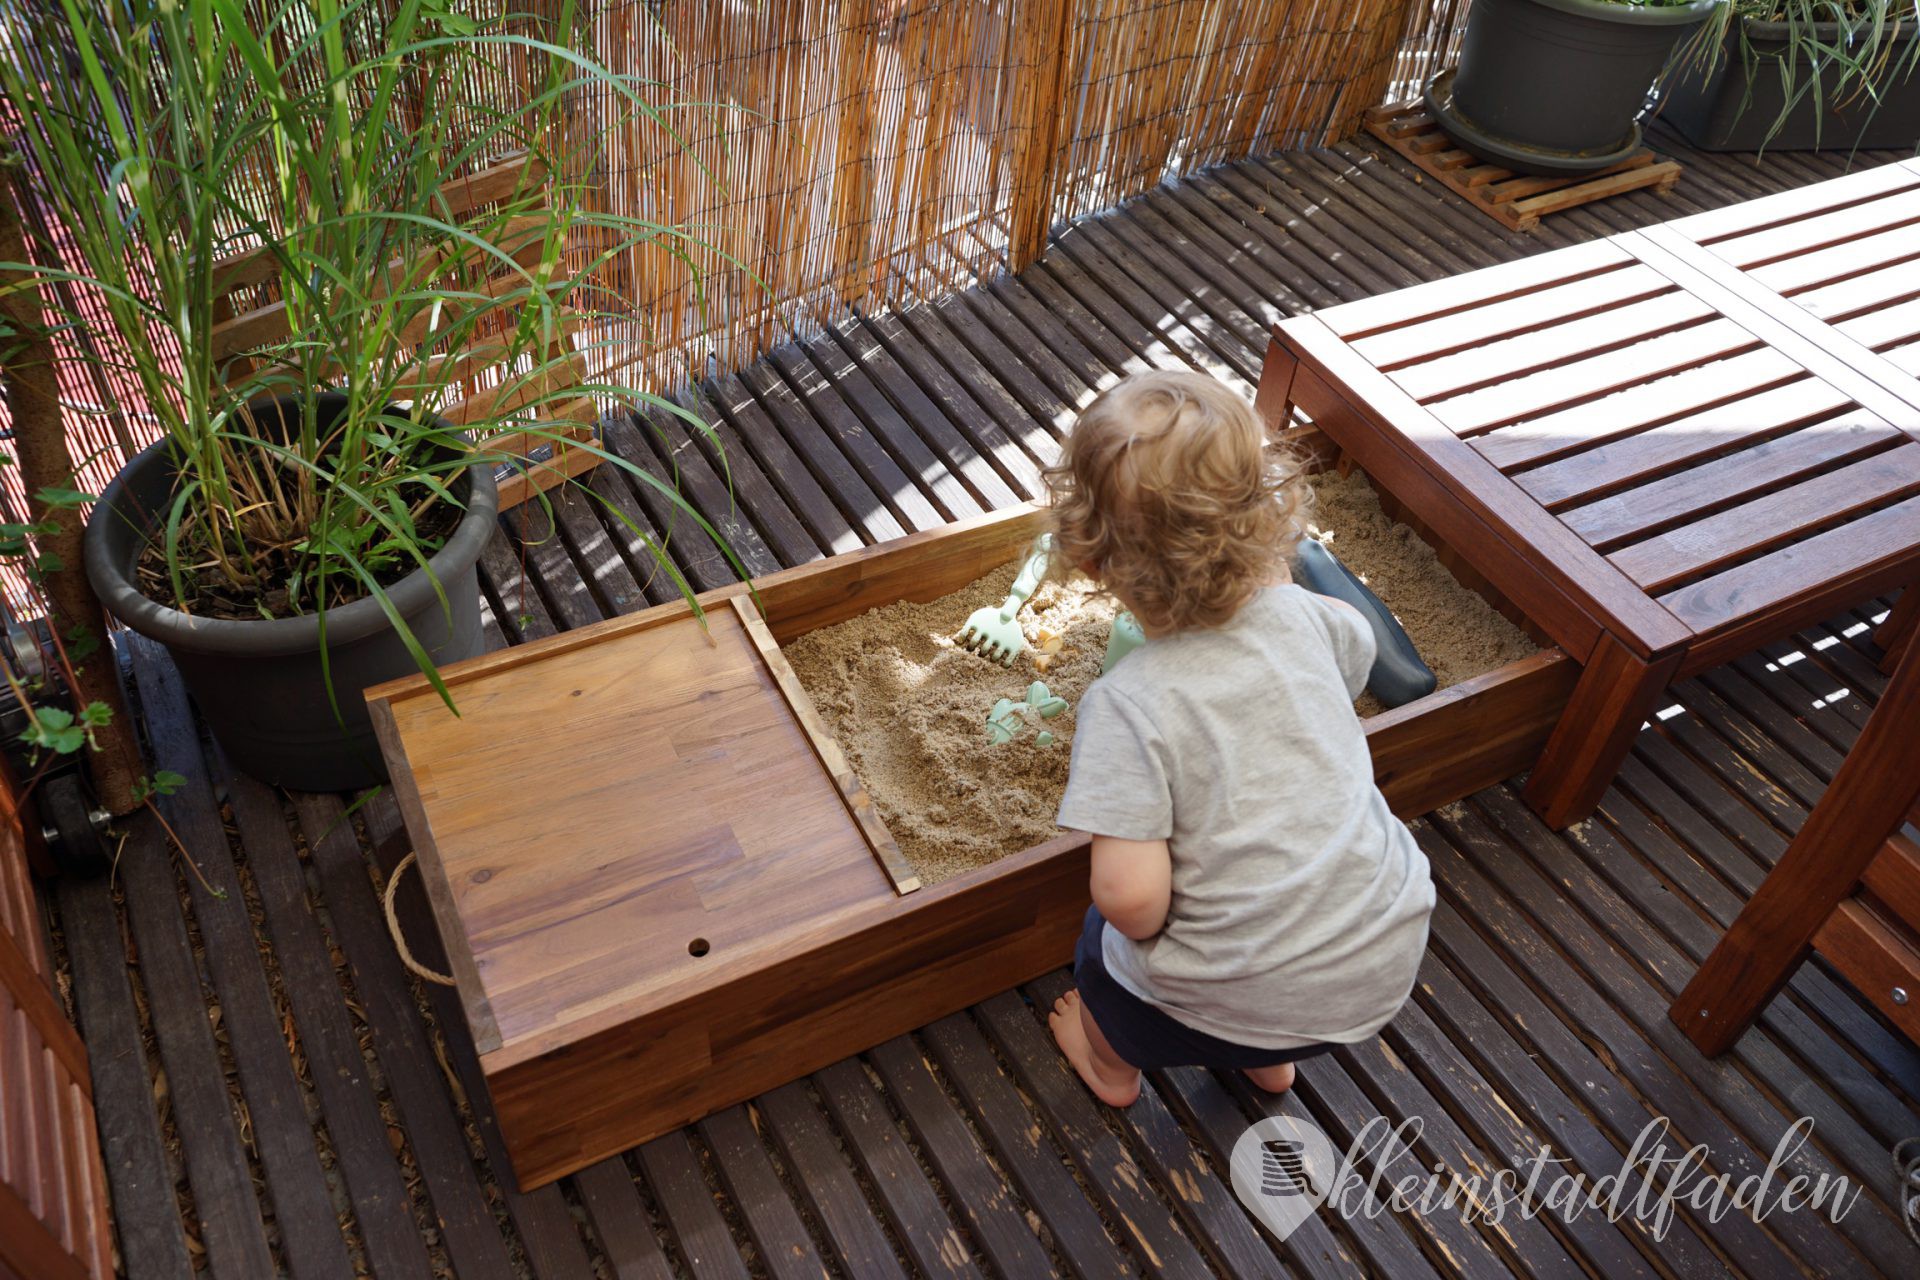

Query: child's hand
left=1089, top=835, right=1172, bottom=940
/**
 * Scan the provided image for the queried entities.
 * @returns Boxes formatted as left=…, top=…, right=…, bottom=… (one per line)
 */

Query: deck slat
left=1417, top=852, right=1839, bottom=1280
left=865, top=1037, right=1061, bottom=1279
left=110, top=644, right=279, bottom=1280
left=635, top=1132, right=753, bottom=1280
left=223, top=772, right=442, bottom=1280
left=738, top=355, right=928, bottom=540
left=1431, top=802, right=1913, bottom=1275
left=813, top=1059, right=981, bottom=1279
left=919, top=1015, right=1138, bottom=1278
left=572, top=1158, right=676, bottom=1280
left=290, top=787, right=528, bottom=1280
left=1154, top=1065, right=1361, bottom=1280
left=133, top=667, right=360, bottom=1280
left=969, top=991, right=1216, bottom=1278
left=695, top=1106, right=829, bottom=1280
left=703, top=371, right=865, bottom=557
left=757, top=1083, right=911, bottom=1279
left=833, top=316, right=1031, bottom=508
left=51, top=875, right=195, bottom=1280
left=1022, top=972, right=1284, bottom=1280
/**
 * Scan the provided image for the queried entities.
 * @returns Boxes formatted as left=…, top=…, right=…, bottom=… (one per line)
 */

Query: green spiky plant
left=0, top=0, right=749, bottom=718
left=1682, top=1, right=1920, bottom=146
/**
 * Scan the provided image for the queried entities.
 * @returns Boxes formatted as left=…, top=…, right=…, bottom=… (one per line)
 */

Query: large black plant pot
left=84, top=393, right=497, bottom=792
left=1426, top=0, right=1719, bottom=176
left=1661, top=18, right=1920, bottom=151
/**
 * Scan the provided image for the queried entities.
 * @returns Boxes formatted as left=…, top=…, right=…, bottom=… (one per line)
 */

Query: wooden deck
left=48, top=129, right=1920, bottom=1278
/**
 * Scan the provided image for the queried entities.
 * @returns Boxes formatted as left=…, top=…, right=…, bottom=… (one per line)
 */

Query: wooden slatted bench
left=1259, top=158, right=1920, bottom=828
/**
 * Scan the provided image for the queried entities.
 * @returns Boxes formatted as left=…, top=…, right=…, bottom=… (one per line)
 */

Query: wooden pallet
left=1364, top=100, right=1682, bottom=232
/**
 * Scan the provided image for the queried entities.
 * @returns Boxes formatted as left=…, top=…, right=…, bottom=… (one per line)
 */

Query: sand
left=786, top=564, right=1120, bottom=886
left=786, top=470, right=1536, bottom=885
left=1305, top=470, right=1537, bottom=716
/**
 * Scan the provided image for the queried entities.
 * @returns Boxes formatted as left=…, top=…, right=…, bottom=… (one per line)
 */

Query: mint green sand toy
left=958, top=534, right=1053, bottom=666
left=986, top=698, right=1025, bottom=745
left=1102, top=611, right=1145, bottom=674
left=1026, top=681, right=1068, bottom=719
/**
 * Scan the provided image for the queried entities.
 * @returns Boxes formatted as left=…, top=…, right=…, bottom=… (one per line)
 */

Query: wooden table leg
left=1873, top=588, right=1919, bottom=675
left=1523, top=633, right=1684, bottom=829
left=1255, top=332, right=1299, bottom=430
left=1672, top=638, right=1920, bottom=1055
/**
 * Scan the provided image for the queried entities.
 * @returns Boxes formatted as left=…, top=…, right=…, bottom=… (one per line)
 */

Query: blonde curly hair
left=1044, top=370, right=1310, bottom=633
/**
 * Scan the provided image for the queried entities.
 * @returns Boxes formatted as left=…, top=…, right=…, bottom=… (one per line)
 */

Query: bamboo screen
left=1386, top=0, right=1474, bottom=104
left=576, top=0, right=1417, bottom=388
left=0, top=0, right=1437, bottom=615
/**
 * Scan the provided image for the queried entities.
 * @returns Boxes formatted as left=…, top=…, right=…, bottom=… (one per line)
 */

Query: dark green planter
left=1661, top=18, right=1920, bottom=151
left=1427, top=0, right=1720, bottom=175
left=84, top=394, right=497, bottom=792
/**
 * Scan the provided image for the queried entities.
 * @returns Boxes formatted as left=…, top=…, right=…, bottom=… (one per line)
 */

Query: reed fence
left=1387, top=0, right=1473, bottom=103
left=1, top=0, right=1445, bottom=616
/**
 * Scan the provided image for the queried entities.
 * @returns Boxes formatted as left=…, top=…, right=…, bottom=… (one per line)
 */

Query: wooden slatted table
left=1260, top=158, right=1920, bottom=828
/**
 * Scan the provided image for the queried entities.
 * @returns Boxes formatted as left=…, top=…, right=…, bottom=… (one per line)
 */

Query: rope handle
left=383, top=851, right=456, bottom=987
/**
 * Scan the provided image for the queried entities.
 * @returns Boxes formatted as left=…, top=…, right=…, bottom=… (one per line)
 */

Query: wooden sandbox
left=367, top=438, right=1578, bottom=1190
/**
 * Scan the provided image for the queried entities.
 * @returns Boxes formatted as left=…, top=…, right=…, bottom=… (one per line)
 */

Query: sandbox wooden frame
left=368, top=446, right=1579, bottom=1190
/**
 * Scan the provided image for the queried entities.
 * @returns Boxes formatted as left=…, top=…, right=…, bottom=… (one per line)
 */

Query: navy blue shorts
left=1073, top=906, right=1334, bottom=1072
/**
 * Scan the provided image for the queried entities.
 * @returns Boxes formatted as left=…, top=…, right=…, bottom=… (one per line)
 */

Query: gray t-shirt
left=1056, top=584, right=1434, bottom=1049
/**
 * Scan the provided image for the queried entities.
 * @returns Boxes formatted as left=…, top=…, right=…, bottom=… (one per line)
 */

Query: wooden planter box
left=368, top=452, right=1577, bottom=1190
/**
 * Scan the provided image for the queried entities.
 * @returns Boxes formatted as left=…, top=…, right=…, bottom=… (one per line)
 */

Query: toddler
left=1046, top=370, right=1435, bottom=1105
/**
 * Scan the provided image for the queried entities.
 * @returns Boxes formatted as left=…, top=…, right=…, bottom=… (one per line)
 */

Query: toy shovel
left=958, top=534, right=1052, bottom=666
left=1294, top=538, right=1437, bottom=708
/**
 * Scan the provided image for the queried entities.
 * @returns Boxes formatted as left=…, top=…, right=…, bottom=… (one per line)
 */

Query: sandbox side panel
left=483, top=836, right=1092, bottom=1190
left=1367, top=649, right=1578, bottom=818
left=757, top=506, right=1047, bottom=642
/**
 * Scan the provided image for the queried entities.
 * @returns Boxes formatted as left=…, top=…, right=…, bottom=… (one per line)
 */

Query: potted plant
left=1426, top=0, right=1724, bottom=174
left=2, top=1, right=743, bottom=792
left=1661, top=2, right=1920, bottom=150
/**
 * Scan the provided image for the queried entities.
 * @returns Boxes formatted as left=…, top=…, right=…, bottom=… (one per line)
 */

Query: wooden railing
left=0, top=764, right=113, bottom=1280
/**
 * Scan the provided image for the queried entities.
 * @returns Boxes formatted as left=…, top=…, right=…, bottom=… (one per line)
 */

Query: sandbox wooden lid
left=366, top=593, right=914, bottom=1059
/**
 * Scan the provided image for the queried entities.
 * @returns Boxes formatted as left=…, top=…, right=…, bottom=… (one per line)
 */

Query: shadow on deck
left=51, top=128, right=1920, bottom=1279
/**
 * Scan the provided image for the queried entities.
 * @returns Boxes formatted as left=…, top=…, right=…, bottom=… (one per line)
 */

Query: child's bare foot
left=1244, top=1061, right=1297, bottom=1093
left=1049, top=990, right=1142, bottom=1107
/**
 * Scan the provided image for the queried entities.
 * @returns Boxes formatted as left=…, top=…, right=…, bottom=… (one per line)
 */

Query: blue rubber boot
left=1293, top=539, right=1437, bottom=709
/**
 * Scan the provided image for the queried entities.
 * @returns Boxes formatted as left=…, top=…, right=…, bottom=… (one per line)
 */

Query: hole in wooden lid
left=688, top=938, right=710, bottom=957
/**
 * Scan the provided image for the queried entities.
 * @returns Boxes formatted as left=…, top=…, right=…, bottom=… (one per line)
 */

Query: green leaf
left=64, top=623, right=100, bottom=661
left=18, top=705, right=87, bottom=756
left=33, top=485, right=95, bottom=508
left=79, top=701, right=114, bottom=727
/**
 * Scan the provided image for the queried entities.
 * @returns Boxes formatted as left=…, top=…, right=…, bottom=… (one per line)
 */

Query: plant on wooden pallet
left=0, top=0, right=749, bottom=792
left=1425, top=0, right=1722, bottom=176
left=1666, top=1, right=1920, bottom=149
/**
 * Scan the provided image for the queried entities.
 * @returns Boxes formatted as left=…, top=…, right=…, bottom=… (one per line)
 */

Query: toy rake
left=957, top=534, right=1052, bottom=666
